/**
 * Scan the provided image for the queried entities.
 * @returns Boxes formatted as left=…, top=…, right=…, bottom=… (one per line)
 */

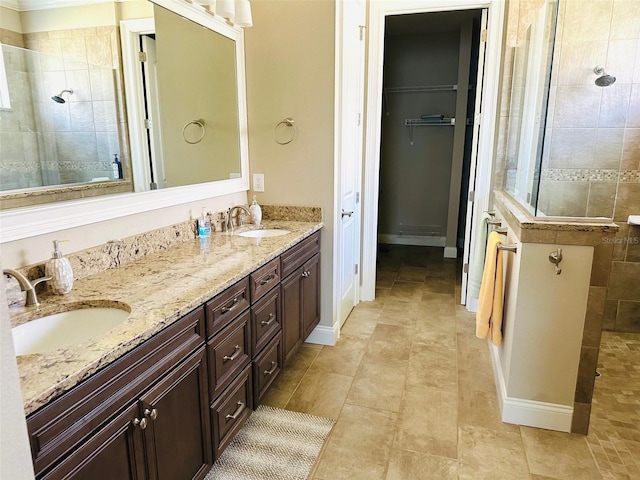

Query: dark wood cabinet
left=28, top=308, right=211, bottom=480
left=26, top=229, right=321, bottom=479
left=280, top=232, right=321, bottom=364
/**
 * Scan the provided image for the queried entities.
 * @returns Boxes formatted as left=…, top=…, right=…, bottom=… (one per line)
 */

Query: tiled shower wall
left=496, top=1, right=640, bottom=332
left=0, top=25, right=130, bottom=192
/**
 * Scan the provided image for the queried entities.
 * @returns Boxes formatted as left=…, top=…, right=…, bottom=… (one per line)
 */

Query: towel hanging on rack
left=476, top=231, right=504, bottom=346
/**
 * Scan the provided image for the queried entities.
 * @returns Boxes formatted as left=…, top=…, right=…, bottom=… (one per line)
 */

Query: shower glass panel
left=503, top=0, right=558, bottom=216
left=0, top=44, right=121, bottom=192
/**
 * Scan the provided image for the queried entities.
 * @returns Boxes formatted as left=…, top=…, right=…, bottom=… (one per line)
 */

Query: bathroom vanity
left=10, top=222, right=322, bottom=479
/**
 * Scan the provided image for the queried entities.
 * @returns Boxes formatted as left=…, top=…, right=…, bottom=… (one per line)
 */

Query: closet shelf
left=385, top=85, right=458, bottom=93
left=405, top=118, right=456, bottom=126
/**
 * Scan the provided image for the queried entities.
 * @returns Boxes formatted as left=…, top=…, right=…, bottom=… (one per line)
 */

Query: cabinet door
left=141, top=347, right=212, bottom=480
left=301, top=253, right=321, bottom=340
left=281, top=270, right=302, bottom=363
left=40, top=404, right=145, bottom=480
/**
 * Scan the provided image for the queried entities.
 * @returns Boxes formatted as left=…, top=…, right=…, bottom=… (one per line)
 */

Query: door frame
left=360, top=0, right=505, bottom=302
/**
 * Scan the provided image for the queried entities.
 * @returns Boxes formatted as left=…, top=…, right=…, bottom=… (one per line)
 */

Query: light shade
left=216, top=0, right=236, bottom=20
left=234, top=0, right=252, bottom=27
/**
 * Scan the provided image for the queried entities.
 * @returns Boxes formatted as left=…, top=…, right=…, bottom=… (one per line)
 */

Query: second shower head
left=593, top=66, right=616, bottom=87
left=52, top=89, right=74, bottom=103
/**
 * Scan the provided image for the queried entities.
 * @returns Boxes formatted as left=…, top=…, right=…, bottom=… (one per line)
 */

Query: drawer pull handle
left=264, top=361, right=278, bottom=376
left=221, top=297, right=239, bottom=313
left=223, top=345, right=242, bottom=362
left=261, top=313, right=276, bottom=326
left=133, top=417, right=148, bottom=430
left=225, top=402, right=245, bottom=421
left=144, top=408, right=158, bottom=420
left=259, top=273, right=277, bottom=286
left=301, top=271, right=310, bottom=278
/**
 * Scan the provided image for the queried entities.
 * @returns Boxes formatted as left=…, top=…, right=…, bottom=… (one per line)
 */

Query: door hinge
left=144, top=118, right=152, bottom=129
left=356, top=192, right=360, bottom=204
left=355, top=264, right=359, bottom=275
left=468, top=190, right=475, bottom=202
left=357, top=112, right=361, bottom=126
left=359, top=25, right=366, bottom=41
left=463, top=263, right=469, bottom=273
left=138, top=51, right=147, bottom=62
left=150, top=182, right=158, bottom=190
left=480, top=29, right=487, bottom=43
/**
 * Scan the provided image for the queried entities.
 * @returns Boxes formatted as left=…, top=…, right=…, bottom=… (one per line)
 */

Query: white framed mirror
left=0, top=0, right=249, bottom=242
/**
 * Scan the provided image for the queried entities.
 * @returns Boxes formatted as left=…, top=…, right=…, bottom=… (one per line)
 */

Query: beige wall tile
left=583, top=286, right=607, bottom=347
left=614, top=301, right=640, bottom=332
left=575, top=346, right=599, bottom=403
left=607, top=261, right=640, bottom=301
left=590, top=241, right=614, bottom=286
left=605, top=39, right=638, bottom=84
left=614, top=184, right=640, bottom=222
left=561, top=0, right=613, bottom=43
left=610, top=0, right=640, bottom=39
left=553, top=86, right=601, bottom=128
left=621, top=128, right=640, bottom=170
left=599, top=84, right=632, bottom=129
left=557, top=41, right=608, bottom=85
left=571, top=401, right=592, bottom=434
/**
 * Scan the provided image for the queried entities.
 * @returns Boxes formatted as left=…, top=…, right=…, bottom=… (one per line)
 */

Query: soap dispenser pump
left=249, top=195, right=262, bottom=226
left=45, top=240, right=74, bottom=295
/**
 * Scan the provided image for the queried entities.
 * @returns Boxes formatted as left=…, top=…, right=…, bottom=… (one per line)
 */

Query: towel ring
left=182, top=119, right=206, bottom=144
left=273, top=118, right=296, bottom=145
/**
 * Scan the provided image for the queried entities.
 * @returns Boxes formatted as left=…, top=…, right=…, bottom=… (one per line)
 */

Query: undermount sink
left=237, top=229, right=291, bottom=238
left=12, top=305, right=130, bottom=356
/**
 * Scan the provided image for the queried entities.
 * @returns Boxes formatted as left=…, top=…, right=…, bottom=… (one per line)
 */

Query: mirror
left=0, top=0, right=248, bottom=212
left=503, top=0, right=558, bottom=214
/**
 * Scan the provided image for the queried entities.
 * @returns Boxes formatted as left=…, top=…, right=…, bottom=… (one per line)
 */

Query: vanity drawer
left=250, top=257, right=280, bottom=303
left=250, top=287, right=281, bottom=356
left=206, top=278, right=250, bottom=338
left=253, top=334, right=282, bottom=407
left=280, top=231, right=320, bottom=278
left=211, top=364, right=253, bottom=459
left=27, top=306, right=206, bottom=477
left=207, top=310, right=251, bottom=400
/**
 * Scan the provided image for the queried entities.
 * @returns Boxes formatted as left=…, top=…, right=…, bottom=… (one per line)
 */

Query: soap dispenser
left=45, top=240, right=74, bottom=295
left=249, top=195, right=262, bottom=226
left=197, top=207, right=211, bottom=237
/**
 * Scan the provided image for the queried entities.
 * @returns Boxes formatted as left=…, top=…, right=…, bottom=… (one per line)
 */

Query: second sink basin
left=12, top=304, right=131, bottom=356
left=237, top=229, right=290, bottom=238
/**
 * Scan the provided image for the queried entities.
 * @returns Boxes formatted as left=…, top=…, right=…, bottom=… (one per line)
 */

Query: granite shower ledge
left=10, top=220, right=322, bottom=416
left=494, top=190, right=618, bottom=244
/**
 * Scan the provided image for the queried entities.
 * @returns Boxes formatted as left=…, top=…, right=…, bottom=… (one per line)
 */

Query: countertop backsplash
left=5, top=204, right=322, bottom=307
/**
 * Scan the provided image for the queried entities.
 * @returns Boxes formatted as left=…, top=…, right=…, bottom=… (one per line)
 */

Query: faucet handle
left=33, top=276, right=52, bottom=287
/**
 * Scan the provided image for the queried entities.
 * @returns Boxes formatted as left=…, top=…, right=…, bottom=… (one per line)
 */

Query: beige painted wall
left=0, top=6, right=23, bottom=32
left=244, top=0, right=336, bottom=329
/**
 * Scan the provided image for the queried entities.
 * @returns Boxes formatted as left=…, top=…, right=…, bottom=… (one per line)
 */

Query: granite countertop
left=10, top=220, right=322, bottom=416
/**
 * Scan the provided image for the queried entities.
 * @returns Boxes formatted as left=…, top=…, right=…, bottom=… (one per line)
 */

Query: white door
left=337, top=0, right=366, bottom=327
left=460, top=9, right=488, bottom=306
left=140, top=35, right=166, bottom=190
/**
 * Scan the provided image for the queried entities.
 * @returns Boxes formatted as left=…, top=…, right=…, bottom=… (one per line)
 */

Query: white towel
left=468, top=212, right=492, bottom=299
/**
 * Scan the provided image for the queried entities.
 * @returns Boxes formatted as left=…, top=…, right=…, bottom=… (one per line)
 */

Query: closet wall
left=378, top=12, right=479, bottom=253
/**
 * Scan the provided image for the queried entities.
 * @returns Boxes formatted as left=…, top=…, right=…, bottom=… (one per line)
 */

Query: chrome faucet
left=226, top=205, right=252, bottom=234
left=3, top=269, right=51, bottom=307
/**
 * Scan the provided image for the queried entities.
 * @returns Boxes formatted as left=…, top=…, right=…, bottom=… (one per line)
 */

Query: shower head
left=51, top=89, right=74, bottom=103
left=593, top=66, right=616, bottom=87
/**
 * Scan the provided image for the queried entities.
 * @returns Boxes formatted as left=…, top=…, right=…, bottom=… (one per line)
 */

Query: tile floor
left=262, top=245, right=640, bottom=479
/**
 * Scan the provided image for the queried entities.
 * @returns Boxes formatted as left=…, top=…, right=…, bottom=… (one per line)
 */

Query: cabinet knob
left=144, top=408, right=158, bottom=420
left=133, top=417, right=148, bottom=430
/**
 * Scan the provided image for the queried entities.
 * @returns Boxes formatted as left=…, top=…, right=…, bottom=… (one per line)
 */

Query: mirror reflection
left=0, top=0, right=243, bottom=208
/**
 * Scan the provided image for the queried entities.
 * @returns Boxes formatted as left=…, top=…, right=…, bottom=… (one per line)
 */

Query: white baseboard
left=489, top=343, right=573, bottom=433
left=378, top=234, right=445, bottom=247
left=305, top=323, right=339, bottom=346
left=443, top=246, right=458, bottom=258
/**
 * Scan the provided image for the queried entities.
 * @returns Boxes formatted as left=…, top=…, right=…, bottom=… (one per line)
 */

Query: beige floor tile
left=394, top=385, right=458, bottom=459
left=415, top=313, right=458, bottom=335
left=423, top=276, right=455, bottom=295
left=260, top=385, right=292, bottom=409
left=376, top=270, right=397, bottom=289
left=314, top=404, right=398, bottom=480
left=397, top=265, right=427, bottom=283
left=406, top=342, right=458, bottom=392
left=413, top=328, right=457, bottom=349
left=417, top=296, right=457, bottom=317
left=285, top=369, right=353, bottom=419
left=458, top=389, right=518, bottom=431
left=458, top=425, right=530, bottom=480
left=378, top=300, right=420, bottom=328
left=346, top=361, right=407, bottom=413
left=521, top=426, right=603, bottom=479
left=457, top=333, right=496, bottom=393
left=308, top=335, right=368, bottom=377
left=340, top=310, right=380, bottom=338
left=274, top=344, right=321, bottom=393
left=385, top=449, right=458, bottom=480
left=388, top=281, right=424, bottom=302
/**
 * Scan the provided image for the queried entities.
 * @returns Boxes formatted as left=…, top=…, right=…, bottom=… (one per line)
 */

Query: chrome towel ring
left=182, top=119, right=206, bottom=144
left=273, top=117, right=296, bottom=145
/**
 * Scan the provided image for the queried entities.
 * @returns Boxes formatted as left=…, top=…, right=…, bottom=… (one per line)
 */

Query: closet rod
left=405, top=118, right=455, bottom=126
left=385, top=85, right=457, bottom=93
